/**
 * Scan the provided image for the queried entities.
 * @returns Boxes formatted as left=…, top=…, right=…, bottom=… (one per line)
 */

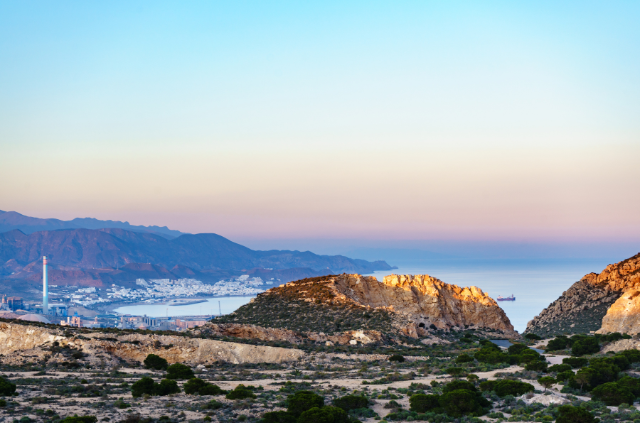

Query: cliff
left=0, top=321, right=304, bottom=366
left=217, top=273, right=516, bottom=339
left=525, top=253, right=640, bottom=336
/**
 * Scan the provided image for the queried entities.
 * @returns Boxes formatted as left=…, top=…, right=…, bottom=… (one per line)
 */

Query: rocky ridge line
left=525, top=253, right=640, bottom=336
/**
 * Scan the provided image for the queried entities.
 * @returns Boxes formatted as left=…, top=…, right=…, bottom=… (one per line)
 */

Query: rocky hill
left=216, top=273, right=517, bottom=340
left=525, top=253, right=640, bottom=336
left=0, top=228, right=393, bottom=293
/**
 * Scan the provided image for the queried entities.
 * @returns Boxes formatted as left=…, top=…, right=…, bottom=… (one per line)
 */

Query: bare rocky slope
left=0, top=321, right=304, bottom=366
left=216, top=273, right=517, bottom=340
left=525, top=253, right=640, bottom=336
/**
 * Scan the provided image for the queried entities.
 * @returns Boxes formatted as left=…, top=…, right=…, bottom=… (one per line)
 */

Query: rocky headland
left=525, top=253, right=640, bottom=336
left=216, top=273, right=517, bottom=341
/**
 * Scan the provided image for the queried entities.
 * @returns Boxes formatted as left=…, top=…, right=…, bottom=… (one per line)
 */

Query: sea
left=114, top=258, right=612, bottom=333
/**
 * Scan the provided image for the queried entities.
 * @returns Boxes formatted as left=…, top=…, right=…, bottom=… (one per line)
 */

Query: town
left=0, top=265, right=272, bottom=332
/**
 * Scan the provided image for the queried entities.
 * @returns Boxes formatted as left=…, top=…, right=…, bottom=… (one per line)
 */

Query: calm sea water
left=114, top=258, right=610, bottom=334
left=365, top=258, right=610, bottom=333
left=113, top=296, right=255, bottom=318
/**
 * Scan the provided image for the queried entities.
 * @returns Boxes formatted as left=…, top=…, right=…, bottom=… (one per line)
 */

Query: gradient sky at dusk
left=1, top=1, right=639, bottom=247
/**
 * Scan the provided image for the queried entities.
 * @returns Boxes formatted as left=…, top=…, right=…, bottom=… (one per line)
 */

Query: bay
left=113, top=296, right=255, bottom=318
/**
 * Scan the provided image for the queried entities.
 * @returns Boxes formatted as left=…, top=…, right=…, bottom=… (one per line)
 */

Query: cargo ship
left=497, top=295, right=515, bottom=301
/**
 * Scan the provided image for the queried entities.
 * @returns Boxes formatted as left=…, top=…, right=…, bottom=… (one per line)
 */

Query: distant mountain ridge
left=0, top=210, right=184, bottom=238
left=0, top=226, right=394, bottom=297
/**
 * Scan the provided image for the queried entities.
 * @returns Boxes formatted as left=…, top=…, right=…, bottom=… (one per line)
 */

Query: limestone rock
left=222, top=273, right=516, bottom=338
left=0, top=322, right=304, bottom=366
left=598, top=290, right=640, bottom=335
left=525, top=253, right=640, bottom=336
left=334, top=274, right=515, bottom=335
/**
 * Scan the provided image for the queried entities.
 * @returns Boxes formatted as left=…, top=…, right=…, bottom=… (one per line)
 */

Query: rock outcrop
left=525, top=253, right=640, bottom=336
left=598, top=289, right=640, bottom=335
left=218, top=273, right=516, bottom=339
left=0, top=322, right=304, bottom=366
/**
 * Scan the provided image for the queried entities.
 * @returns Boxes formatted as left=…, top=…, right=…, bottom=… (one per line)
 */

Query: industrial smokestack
left=43, top=256, right=48, bottom=315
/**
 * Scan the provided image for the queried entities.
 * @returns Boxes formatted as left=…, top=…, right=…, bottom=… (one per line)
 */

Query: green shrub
left=445, top=367, right=465, bottom=377
left=507, top=344, right=529, bottom=355
left=611, top=354, right=630, bottom=370
left=333, top=395, right=368, bottom=411
left=59, top=417, right=98, bottom=423
left=555, top=405, right=597, bottom=423
left=155, top=379, right=180, bottom=396
left=388, top=355, right=405, bottom=363
left=493, top=380, right=534, bottom=397
left=0, top=399, right=6, bottom=407
left=261, top=411, right=297, bottom=423
left=0, top=376, right=16, bottom=396
left=616, top=375, right=640, bottom=397
left=546, top=336, right=569, bottom=351
left=298, top=406, right=350, bottom=423
left=131, top=377, right=156, bottom=398
left=409, top=394, right=440, bottom=413
left=525, top=361, right=548, bottom=372
left=144, top=354, right=168, bottom=370
left=571, top=337, right=600, bottom=356
left=166, top=363, right=195, bottom=380
left=184, top=378, right=225, bottom=395
left=562, top=357, right=588, bottom=368
left=438, top=389, right=488, bottom=417
left=590, top=382, right=635, bottom=406
left=479, top=381, right=496, bottom=392
left=455, top=354, right=474, bottom=363
left=548, top=364, right=572, bottom=373
left=556, top=370, right=574, bottom=382
left=474, top=349, right=508, bottom=364
left=226, top=384, right=257, bottom=400
left=287, top=390, right=324, bottom=416
left=443, top=380, right=477, bottom=393
left=618, top=349, right=640, bottom=363
left=537, top=376, right=556, bottom=392
left=131, top=376, right=180, bottom=397
left=524, top=333, right=541, bottom=340
left=518, top=349, right=543, bottom=364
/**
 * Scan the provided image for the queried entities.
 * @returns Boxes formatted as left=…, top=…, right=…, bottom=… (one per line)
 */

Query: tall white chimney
left=43, top=256, right=49, bottom=315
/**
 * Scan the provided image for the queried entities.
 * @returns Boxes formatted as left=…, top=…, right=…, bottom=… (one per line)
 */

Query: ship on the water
left=497, top=295, right=515, bottom=301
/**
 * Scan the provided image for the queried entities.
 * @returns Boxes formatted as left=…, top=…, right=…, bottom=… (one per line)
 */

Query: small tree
left=555, top=405, right=597, bottom=423
left=184, top=378, right=225, bottom=395
left=143, top=354, right=168, bottom=370
left=287, top=391, right=324, bottom=416
left=131, top=377, right=156, bottom=398
left=262, top=411, right=297, bottom=423
left=455, top=354, right=474, bottom=364
left=537, top=376, right=555, bottom=392
left=332, top=395, right=368, bottom=411
left=0, top=377, right=16, bottom=396
left=59, top=417, right=98, bottom=423
left=155, top=379, right=180, bottom=396
left=446, top=367, right=465, bottom=377
left=591, top=382, right=635, bottom=406
left=409, top=394, right=440, bottom=413
left=226, top=384, right=257, bottom=400
left=388, top=355, right=405, bottom=363
left=493, top=380, right=534, bottom=397
left=466, top=374, right=479, bottom=384
left=524, top=333, right=542, bottom=341
left=166, top=363, right=195, bottom=380
left=573, top=368, right=593, bottom=392
left=298, top=406, right=349, bottom=423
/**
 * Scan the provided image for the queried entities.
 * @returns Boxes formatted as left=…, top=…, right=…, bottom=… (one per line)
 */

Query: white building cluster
left=105, top=276, right=266, bottom=302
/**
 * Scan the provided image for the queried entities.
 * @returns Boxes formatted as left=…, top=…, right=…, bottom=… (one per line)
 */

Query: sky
left=1, top=1, right=639, bottom=254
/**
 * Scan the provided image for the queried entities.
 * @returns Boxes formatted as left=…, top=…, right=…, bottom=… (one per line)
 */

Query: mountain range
left=0, top=212, right=393, bottom=297
left=0, top=210, right=184, bottom=238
